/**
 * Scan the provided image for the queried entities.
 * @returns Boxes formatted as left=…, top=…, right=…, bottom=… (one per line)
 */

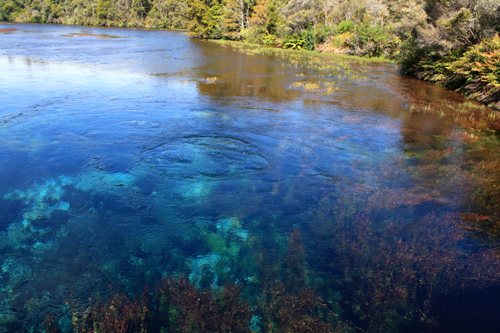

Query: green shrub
left=244, top=26, right=266, bottom=44
left=1, top=0, right=23, bottom=21
left=263, top=33, right=276, bottom=46
left=281, top=30, right=315, bottom=51
left=345, top=23, right=394, bottom=57
left=314, top=24, right=333, bottom=44
left=336, top=20, right=354, bottom=34
left=29, top=12, right=43, bottom=23
left=303, top=29, right=315, bottom=50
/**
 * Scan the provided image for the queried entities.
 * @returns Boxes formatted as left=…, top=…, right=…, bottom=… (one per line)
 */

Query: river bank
left=401, top=34, right=500, bottom=112
left=2, top=7, right=500, bottom=115
left=210, top=37, right=500, bottom=127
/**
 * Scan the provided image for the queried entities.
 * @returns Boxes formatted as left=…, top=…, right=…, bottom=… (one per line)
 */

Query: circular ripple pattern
left=141, top=135, right=270, bottom=179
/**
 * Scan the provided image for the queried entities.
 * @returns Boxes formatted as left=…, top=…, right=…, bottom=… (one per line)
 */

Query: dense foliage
left=0, top=0, right=188, bottom=28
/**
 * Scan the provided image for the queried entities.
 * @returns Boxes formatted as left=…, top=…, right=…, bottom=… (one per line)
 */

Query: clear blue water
left=1, top=23, right=500, bottom=332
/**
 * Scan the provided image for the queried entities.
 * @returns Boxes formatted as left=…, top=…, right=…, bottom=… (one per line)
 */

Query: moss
left=206, top=232, right=228, bottom=254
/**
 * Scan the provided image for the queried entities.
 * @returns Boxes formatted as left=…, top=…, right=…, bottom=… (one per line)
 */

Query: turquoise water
left=1, top=23, right=500, bottom=332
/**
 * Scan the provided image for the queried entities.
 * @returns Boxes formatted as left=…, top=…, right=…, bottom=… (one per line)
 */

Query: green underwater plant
left=187, top=217, right=254, bottom=287
left=252, top=229, right=349, bottom=332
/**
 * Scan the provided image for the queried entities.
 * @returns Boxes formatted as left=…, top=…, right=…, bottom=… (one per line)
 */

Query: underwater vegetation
left=152, top=277, right=252, bottom=332
left=2, top=91, right=500, bottom=332
left=456, top=159, right=500, bottom=252
left=46, top=278, right=251, bottom=332
left=37, top=164, right=500, bottom=333
left=42, top=231, right=346, bottom=332
left=290, top=81, right=337, bottom=95
left=256, top=229, right=346, bottom=332
left=4, top=111, right=500, bottom=332
left=301, top=185, right=500, bottom=332
left=44, top=279, right=342, bottom=332
left=408, top=100, right=500, bottom=131
left=2, top=133, right=500, bottom=331
left=68, top=291, right=149, bottom=333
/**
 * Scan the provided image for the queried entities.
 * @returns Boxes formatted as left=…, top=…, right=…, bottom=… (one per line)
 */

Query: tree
left=187, top=0, right=223, bottom=38
left=131, top=0, right=151, bottom=19
left=96, top=0, right=110, bottom=20
left=221, top=0, right=252, bottom=39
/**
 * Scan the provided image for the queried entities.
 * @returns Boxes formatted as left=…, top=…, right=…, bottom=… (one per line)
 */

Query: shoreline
left=209, top=37, right=500, bottom=113
left=2, top=21, right=498, bottom=123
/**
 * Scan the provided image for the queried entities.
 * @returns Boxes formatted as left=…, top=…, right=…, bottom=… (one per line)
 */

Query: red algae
left=0, top=27, right=19, bottom=33
left=61, top=32, right=120, bottom=38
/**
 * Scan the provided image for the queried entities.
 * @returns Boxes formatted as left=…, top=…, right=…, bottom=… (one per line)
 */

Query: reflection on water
left=1, top=23, right=500, bottom=332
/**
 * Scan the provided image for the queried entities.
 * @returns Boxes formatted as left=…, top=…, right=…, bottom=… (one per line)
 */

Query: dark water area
left=1, top=23, right=500, bottom=332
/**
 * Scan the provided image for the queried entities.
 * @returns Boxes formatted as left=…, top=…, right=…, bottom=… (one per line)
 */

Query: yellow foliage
left=330, top=32, right=351, bottom=49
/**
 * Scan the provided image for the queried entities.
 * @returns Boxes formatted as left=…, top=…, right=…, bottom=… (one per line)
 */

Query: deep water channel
left=1, top=23, right=500, bottom=332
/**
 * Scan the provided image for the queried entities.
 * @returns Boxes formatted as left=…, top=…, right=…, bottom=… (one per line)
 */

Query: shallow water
left=1, top=23, right=500, bottom=332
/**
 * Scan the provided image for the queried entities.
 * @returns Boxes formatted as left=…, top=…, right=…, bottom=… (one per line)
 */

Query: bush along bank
left=402, top=34, right=500, bottom=110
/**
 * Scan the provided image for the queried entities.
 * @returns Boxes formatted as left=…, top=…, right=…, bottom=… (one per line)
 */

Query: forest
left=1, top=0, right=500, bottom=107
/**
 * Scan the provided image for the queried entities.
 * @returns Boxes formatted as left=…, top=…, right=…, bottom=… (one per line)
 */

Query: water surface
left=1, top=23, right=500, bottom=332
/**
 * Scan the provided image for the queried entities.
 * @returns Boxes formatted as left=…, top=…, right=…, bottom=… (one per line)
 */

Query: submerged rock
left=1, top=258, right=34, bottom=289
left=2, top=170, right=136, bottom=255
left=179, top=180, right=213, bottom=200
left=102, top=173, right=136, bottom=186
left=4, top=178, right=65, bottom=204
left=216, top=217, right=249, bottom=241
left=75, top=171, right=136, bottom=191
left=188, top=253, right=222, bottom=286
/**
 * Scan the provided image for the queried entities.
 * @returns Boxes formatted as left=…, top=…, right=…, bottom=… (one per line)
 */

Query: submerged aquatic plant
left=407, top=99, right=500, bottom=131
left=292, top=81, right=321, bottom=91
left=205, top=76, right=219, bottom=84
left=46, top=277, right=253, bottom=332
left=254, top=229, right=348, bottom=332
left=187, top=216, right=255, bottom=288
left=42, top=228, right=348, bottom=332
left=69, top=289, right=149, bottom=333
left=282, top=228, right=306, bottom=290
left=457, top=160, right=500, bottom=251
left=259, top=282, right=337, bottom=333
left=290, top=80, right=337, bottom=95
left=302, top=185, right=500, bottom=331
left=151, top=277, right=253, bottom=332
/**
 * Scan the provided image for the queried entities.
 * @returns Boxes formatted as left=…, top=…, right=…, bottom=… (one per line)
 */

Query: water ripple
left=140, top=135, right=270, bottom=180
